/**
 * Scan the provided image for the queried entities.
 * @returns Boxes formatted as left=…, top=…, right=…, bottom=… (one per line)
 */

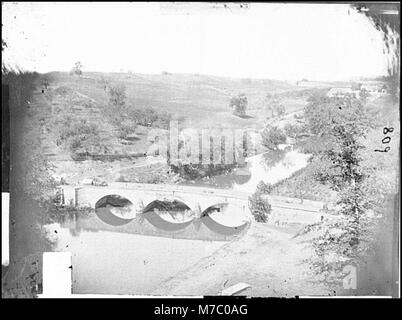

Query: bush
left=284, top=123, right=306, bottom=139
left=229, top=93, right=248, bottom=117
left=118, top=119, right=137, bottom=139
left=297, top=135, right=336, bottom=155
left=264, top=94, right=286, bottom=118
left=256, top=181, right=273, bottom=194
left=130, top=107, right=171, bottom=129
left=70, top=61, right=83, bottom=77
left=108, top=84, right=127, bottom=109
left=248, top=191, right=272, bottom=222
left=56, top=117, right=107, bottom=156
left=261, top=125, right=287, bottom=150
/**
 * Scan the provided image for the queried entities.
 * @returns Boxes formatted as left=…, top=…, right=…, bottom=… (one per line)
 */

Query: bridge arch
left=142, top=199, right=194, bottom=231
left=94, top=194, right=136, bottom=226
left=200, top=203, right=249, bottom=235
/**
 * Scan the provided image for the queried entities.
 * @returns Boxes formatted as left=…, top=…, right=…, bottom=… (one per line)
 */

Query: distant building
left=361, top=83, right=389, bottom=95
left=327, top=87, right=358, bottom=98
left=361, top=84, right=379, bottom=92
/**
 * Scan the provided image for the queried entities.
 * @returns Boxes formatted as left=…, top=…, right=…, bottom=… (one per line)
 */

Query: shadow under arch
left=95, top=194, right=135, bottom=226
left=142, top=200, right=194, bottom=231
left=200, top=203, right=249, bottom=236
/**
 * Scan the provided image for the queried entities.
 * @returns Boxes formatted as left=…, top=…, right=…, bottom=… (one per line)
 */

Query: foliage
left=261, top=125, right=287, bottom=150
left=104, top=83, right=171, bottom=131
left=129, top=107, right=171, bottom=129
left=108, top=83, right=127, bottom=111
left=300, top=93, right=384, bottom=289
left=284, top=123, right=307, bottom=139
left=296, top=135, right=335, bottom=155
left=41, top=77, right=49, bottom=89
left=358, top=88, right=370, bottom=104
left=305, top=92, right=374, bottom=136
left=229, top=93, right=248, bottom=117
left=170, top=163, right=235, bottom=180
left=264, top=94, right=285, bottom=118
left=270, top=163, right=337, bottom=202
left=56, top=116, right=107, bottom=156
left=118, top=119, right=137, bottom=139
left=256, top=181, right=273, bottom=194
left=248, top=191, right=272, bottom=223
left=70, top=61, right=83, bottom=76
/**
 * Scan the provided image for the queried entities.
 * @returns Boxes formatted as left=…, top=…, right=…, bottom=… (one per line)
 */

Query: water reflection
left=178, top=149, right=309, bottom=192
left=95, top=194, right=135, bottom=226
left=144, top=211, right=193, bottom=231
left=47, top=223, right=224, bottom=294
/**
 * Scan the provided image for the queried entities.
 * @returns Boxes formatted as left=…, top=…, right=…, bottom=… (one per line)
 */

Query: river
left=180, top=148, right=311, bottom=192
left=45, top=222, right=224, bottom=295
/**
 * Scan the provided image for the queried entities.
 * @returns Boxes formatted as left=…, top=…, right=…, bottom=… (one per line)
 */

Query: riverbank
left=151, top=221, right=329, bottom=297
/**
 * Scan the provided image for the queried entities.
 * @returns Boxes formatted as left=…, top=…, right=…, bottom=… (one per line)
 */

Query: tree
left=284, top=123, right=306, bottom=139
left=108, top=84, right=127, bottom=109
left=261, top=125, right=287, bottom=150
left=118, top=119, right=137, bottom=140
left=248, top=191, right=271, bottom=222
left=301, top=94, right=378, bottom=289
left=99, top=76, right=110, bottom=92
left=229, top=93, right=248, bottom=117
left=41, top=77, right=49, bottom=90
left=264, top=94, right=285, bottom=118
left=358, top=88, right=370, bottom=104
left=256, top=181, right=273, bottom=194
left=56, top=116, right=106, bottom=157
left=70, top=61, right=83, bottom=76
left=105, top=84, right=129, bottom=126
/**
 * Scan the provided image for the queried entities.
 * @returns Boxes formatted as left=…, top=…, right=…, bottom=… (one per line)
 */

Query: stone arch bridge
left=59, top=182, right=250, bottom=219
left=58, top=182, right=327, bottom=225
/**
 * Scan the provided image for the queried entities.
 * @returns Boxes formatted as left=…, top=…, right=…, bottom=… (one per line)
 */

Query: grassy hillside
left=44, top=71, right=300, bottom=129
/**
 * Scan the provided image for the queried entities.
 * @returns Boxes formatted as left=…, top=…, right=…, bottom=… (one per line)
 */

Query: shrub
left=70, top=61, right=83, bottom=76
left=129, top=107, right=171, bottom=129
left=256, top=181, right=273, bottom=194
left=261, top=125, right=287, bottom=150
left=229, top=93, right=248, bottom=117
left=56, top=117, right=107, bottom=156
left=264, top=94, right=285, bottom=118
left=108, top=84, right=127, bottom=109
left=118, top=119, right=137, bottom=139
left=284, top=123, right=306, bottom=139
left=297, top=135, right=336, bottom=155
left=248, top=191, right=271, bottom=222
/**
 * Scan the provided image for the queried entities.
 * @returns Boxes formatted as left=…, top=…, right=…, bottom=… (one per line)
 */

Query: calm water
left=46, top=222, right=224, bottom=295
left=180, top=149, right=310, bottom=191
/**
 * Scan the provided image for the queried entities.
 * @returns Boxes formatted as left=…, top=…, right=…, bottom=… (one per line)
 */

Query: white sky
left=2, top=2, right=392, bottom=81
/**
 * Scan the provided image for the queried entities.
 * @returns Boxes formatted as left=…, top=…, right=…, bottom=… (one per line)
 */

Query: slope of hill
left=44, top=72, right=299, bottom=129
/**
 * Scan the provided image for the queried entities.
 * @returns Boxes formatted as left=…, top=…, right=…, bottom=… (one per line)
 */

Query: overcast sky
left=2, top=2, right=392, bottom=81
